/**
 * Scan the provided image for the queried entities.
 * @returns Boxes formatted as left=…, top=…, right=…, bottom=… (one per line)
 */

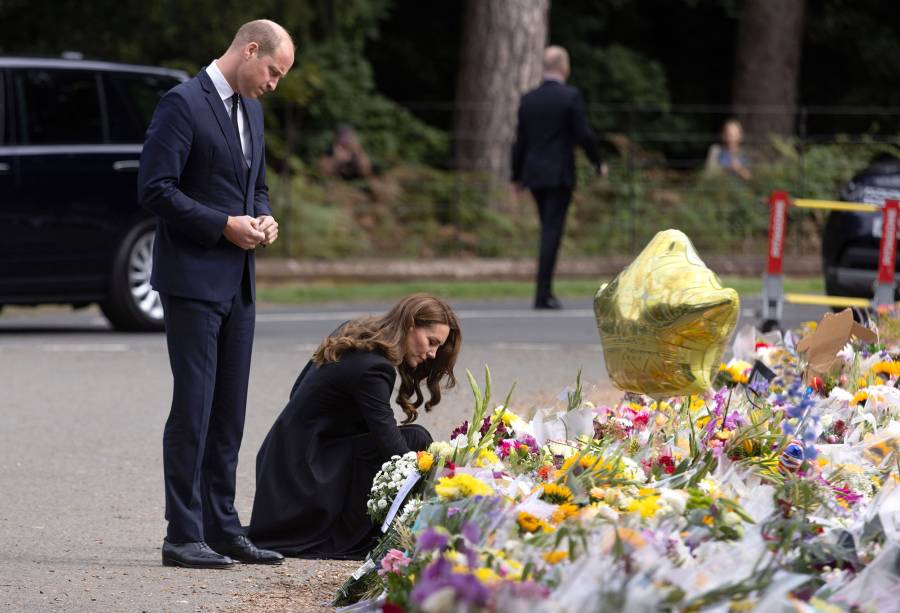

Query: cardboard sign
left=796, top=309, right=878, bottom=382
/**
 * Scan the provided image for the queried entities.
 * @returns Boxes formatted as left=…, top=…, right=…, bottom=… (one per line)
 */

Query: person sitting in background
left=316, top=124, right=372, bottom=180
left=705, top=118, right=751, bottom=181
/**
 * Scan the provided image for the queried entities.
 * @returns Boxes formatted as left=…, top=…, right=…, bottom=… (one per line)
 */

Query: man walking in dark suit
left=512, top=46, right=607, bottom=310
left=139, top=19, right=292, bottom=568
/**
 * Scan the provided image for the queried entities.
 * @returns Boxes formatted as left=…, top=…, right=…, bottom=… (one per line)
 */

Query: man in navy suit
left=139, top=19, right=293, bottom=568
left=512, top=46, right=607, bottom=310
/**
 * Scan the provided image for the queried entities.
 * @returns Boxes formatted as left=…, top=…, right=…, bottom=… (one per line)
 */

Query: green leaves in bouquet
left=454, top=366, right=515, bottom=465
left=566, top=369, right=584, bottom=413
left=331, top=521, right=416, bottom=607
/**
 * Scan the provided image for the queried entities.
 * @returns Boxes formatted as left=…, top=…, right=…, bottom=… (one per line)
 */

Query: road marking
left=257, top=308, right=594, bottom=323
left=42, top=343, right=130, bottom=352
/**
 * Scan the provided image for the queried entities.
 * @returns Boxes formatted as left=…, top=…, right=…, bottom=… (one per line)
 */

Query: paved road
left=0, top=296, right=825, bottom=611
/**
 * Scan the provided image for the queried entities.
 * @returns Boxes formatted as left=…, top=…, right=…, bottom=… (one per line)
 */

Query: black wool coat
left=248, top=350, right=423, bottom=558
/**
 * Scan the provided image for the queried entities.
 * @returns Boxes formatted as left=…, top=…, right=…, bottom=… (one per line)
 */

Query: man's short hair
left=230, top=19, right=293, bottom=56
left=543, top=46, right=570, bottom=73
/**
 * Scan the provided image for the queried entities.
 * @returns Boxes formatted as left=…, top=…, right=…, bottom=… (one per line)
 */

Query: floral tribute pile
left=335, top=316, right=900, bottom=612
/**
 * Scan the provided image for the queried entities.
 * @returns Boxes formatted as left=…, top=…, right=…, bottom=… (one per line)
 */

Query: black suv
left=822, top=154, right=900, bottom=300
left=0, top=56, right=187, bottom=330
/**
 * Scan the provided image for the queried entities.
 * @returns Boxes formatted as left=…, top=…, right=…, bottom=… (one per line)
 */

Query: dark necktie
left=230, top=93, right=242, bottom=152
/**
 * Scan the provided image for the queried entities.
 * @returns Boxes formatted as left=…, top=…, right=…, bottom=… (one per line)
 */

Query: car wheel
left=100, top=219, right=164, bottom=332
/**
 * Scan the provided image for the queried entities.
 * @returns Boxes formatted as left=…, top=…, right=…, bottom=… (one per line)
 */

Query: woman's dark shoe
left=161, top=540, right=235, bottom=569
left=208, top=535, right=284, bottom=565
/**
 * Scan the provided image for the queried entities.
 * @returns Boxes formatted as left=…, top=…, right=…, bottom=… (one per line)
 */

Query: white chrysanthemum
left=619, top=457, right=646, bottom=482
left=428, top=441, right=454, bottom=458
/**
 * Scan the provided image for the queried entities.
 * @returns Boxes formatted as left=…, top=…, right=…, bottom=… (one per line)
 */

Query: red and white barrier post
left=762, top=190, right=789, bottom=326
left=873, top=199, right=899, bottom=308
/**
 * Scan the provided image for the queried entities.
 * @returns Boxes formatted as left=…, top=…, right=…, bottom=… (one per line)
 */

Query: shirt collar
left=206, top=60, right=235, bottom=102
left=542, top=72, right=566, bottom=83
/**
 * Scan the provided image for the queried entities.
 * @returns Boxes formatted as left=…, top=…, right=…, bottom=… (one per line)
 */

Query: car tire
left=100, top=219, right=164, bottom=332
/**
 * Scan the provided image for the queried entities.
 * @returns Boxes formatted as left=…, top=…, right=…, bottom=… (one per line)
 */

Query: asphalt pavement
left=0, top=295, right=826, bottom=611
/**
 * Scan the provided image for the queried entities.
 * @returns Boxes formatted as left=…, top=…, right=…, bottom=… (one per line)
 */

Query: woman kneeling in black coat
left=248, top=293, right=461, bottom=559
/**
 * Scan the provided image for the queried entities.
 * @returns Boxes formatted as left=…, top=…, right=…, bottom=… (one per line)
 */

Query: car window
left=15, top=69, right=102, bottom=144
left=105, top=72, right=180, bottom=143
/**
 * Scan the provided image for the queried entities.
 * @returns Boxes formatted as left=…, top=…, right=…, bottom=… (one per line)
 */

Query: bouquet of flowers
left=336, top=315, right=900, bottom=613
left=367, top=451, right=433, bottom=524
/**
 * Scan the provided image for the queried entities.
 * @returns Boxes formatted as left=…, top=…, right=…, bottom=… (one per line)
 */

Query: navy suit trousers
left=160, top=267, right=254, bottom=544
left=532, top=187, right=573, bottom=304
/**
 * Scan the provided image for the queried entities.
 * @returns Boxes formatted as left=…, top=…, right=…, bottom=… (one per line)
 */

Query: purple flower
left=450, top=420, right=469, bottom=440
left=518, top=434, right=539, bottom=453
left=749, top=377, right=770, bottom=395
left=723, top=410, right=744, bottom=430
left=410, top=557, right=490, bottom=608
left=803, top=445, right=818, bottom=460
left=480, top=416, right=508, bottom=438
left=832, top=484, right=863, bottom=506
left=713, top=388, right=728, bottom=416
left=416, top=527, right=449, bottom=553
left=462, top=522, right=480, bottom=544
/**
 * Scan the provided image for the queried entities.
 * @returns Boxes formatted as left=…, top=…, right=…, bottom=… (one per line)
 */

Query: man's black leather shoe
left=208, top=535, right=284, bottom=565
left=534, top=296, right=562, bottom=310
left=162, top=540, right=235, bottom=569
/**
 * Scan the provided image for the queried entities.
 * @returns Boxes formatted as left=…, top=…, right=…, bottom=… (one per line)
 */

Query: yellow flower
left=516, top=511, right=553, bottom=533
left=551, top=503, right=579, bottom=524
left=872, top=361, right=900, bottom=378
left=435, top=474, right=494, bottom=500
left=540, top=483, right=574, bottom=504
left=416, top=451, right=434, bottom=473
left=851, top=390, right=868, bottom=406
left=473, top=567, right=502, bottom=584
left=627, top=493, right=660, bottom=519
left=542, top=550, right=568, bottom=565
left=722, top=360, right=752, bottom=384
left=494, top=406, right=519, bottom=427
left=474, top=448, right=500, bottom=468
left=560, top=453, right=610, bottom=476
left=857, top=377, right=868, bottom=388
left=689, top=396, right=706, bottom=412
left=650, top=400, right=671, bottom=412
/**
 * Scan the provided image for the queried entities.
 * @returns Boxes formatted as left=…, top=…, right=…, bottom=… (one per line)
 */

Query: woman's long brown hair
left=312, top=293, right=461, bottom=423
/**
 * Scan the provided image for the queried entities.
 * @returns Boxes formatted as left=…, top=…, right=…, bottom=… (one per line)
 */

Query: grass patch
left=257, top=276, right=824, bottom=305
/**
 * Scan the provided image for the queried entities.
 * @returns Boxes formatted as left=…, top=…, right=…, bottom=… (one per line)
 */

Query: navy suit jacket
left=511, top=80, right=602, bottom=190
left=138, top=69, right=272, bottom=302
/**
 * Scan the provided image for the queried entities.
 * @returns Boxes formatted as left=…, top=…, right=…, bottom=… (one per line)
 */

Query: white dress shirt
left=206, top=60, right=251, bottom=168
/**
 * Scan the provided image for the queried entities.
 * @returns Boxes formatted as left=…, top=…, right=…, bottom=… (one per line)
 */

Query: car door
left=12, top=66, right=121, bottom=294
left=0, top=67, right=28, bottom=295
left=101, top=70, right=182, bottom=225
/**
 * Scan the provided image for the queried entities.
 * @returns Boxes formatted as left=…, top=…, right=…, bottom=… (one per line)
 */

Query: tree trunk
left=732, top=0, right=806, bottom=141
left=453, top=0, right=549, bottom=185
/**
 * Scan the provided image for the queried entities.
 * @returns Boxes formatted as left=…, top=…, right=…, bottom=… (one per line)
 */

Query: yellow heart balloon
left=594, top=230, right=739, bottom=398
